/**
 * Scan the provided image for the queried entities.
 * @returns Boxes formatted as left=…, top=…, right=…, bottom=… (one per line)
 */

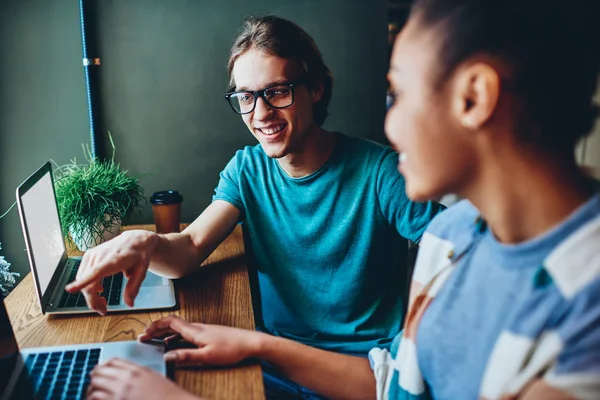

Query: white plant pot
left=69, top=215, right=122, bottom=252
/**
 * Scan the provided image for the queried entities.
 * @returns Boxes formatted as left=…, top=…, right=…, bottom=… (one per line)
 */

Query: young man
left=87, top=2, right=600, bottom=399
left=72, top=15, right=443, bottom=399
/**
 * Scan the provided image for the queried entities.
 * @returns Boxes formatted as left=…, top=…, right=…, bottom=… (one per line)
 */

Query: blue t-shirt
left=213, top=132, right=444, bottom=354
left=416, top=195, right=600, bottom=399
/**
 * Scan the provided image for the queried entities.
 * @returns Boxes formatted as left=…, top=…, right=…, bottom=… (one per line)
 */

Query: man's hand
left=141, top=316, right=375, bottom=400
left=139, top=316, right=264, bottom=366
left=65, top=230, right=158, bottom=315
left=86, top=358, right=200, bottom=400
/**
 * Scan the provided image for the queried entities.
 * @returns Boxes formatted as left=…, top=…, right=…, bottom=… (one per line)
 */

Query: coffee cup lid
left=150, top=190, right=183, bottom=205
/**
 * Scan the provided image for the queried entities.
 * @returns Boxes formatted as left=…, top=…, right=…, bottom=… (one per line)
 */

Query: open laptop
left=0, top=298, right=166, bottom=400
left=15, top=161, right=177, bottom=315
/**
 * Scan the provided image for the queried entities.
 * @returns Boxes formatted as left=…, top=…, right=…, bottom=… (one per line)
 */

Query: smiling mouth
left=257, top=124, right=286, bottom=135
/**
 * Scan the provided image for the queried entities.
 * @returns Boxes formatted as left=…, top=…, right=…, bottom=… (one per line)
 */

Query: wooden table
left=4, top=224, right=265, bottom=400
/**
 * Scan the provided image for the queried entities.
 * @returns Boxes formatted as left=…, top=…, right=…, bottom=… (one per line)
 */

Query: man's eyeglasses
left=224, top=80, right=303, bottom=115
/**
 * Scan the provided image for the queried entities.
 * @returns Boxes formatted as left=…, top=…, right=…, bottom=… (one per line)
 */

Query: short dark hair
left=227, top=15, right=334, bottom=126
left=412, top=0, right=600, bottom=152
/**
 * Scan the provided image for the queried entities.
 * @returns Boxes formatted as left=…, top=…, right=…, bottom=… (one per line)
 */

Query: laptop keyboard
left=58, top=260, right=123, bottom=308
left=23, top=348, right=101, bottom=400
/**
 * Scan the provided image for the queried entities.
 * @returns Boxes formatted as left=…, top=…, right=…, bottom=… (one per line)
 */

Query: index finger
left=66, top=258, right=121, bottom=293
left=140, top=316, right=201, bottom=343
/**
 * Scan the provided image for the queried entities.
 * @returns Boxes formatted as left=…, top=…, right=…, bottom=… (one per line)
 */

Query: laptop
left=15, top=161, right=177, bottom=315
left=0, top=298, right=166, bottom=400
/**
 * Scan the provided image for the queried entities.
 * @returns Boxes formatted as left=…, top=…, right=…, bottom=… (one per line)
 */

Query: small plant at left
left=0, top=243, right=19, bottom=298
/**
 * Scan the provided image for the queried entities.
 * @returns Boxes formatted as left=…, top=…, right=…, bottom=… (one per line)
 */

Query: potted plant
left=53, top=134, right=145, bottom=251
left=0, top=243, right=19, bottom=298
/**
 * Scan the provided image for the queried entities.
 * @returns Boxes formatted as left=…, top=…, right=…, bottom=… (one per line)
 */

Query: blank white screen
left=21, top=172, right=65, bottom=295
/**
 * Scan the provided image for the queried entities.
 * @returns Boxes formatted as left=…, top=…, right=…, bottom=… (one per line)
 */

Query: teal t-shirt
left=213, top=132, right=444, bottom=354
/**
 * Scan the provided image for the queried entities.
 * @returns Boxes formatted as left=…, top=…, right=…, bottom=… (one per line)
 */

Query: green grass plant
left=53, top=134, right=145, bottom=247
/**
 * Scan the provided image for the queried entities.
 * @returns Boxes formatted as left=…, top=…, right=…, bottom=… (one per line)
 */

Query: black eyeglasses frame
left=224, top=79, right=305, bottom=115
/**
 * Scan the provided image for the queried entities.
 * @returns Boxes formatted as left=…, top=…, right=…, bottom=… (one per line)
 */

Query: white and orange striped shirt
left=370, top=197, right=600, bottom=400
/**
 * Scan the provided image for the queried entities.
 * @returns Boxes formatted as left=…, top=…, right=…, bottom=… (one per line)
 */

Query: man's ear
left=450, top=62, right=500, bottom=129
left=310, top=79, right=324, bottom=103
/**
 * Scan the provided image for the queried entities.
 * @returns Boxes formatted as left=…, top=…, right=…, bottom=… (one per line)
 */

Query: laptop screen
left=0, top=300, right=19, bottom=394
left=20, top=170, right=66, bottom=296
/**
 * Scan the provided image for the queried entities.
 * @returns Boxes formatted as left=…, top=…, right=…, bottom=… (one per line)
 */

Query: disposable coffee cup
left=150, top=190, right=183, bottom=234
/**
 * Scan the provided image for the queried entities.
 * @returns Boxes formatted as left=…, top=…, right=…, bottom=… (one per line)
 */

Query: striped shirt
left=369, top=195, right=600, bottom=399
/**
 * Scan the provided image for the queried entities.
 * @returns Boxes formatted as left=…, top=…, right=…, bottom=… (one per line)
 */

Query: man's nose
left=253, top=96, right=273, bottom=120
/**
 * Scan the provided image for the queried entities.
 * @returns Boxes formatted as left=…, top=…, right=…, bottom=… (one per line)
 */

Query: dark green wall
left=0, top=0, right=388, bottom=286
left=0, top=0, right=90, bottom=284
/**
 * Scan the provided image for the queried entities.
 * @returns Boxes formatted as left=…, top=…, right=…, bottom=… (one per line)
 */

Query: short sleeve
left=369, top=331, right=402, bottom=400
left=376, top=151, right=446, bottom=243
left=544, top=280, right=600, bottom=397
left=212, top=151, right=245, bottom=215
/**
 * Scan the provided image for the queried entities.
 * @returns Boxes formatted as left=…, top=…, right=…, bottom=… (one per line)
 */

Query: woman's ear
left=451, top=62, right=500, bottom=129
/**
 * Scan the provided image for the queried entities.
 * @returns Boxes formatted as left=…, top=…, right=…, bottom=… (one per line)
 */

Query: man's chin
left=260, top=143, right=288, bottom=159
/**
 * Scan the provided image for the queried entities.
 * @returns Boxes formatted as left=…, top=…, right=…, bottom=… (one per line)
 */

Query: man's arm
left=148, top=200, right=240, bottom=278
left=66, top=200, right=240, bottom=314
left=257, top=334, right=376, bottom=400
left=377, top=151, right=445, bottom=243
left=141, top=317, right=376, bottom=400
left=68, top=146, right=246, bottom=315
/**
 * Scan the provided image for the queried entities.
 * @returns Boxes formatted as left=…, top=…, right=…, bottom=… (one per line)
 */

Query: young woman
left=373, top=0, right=600, bottom=398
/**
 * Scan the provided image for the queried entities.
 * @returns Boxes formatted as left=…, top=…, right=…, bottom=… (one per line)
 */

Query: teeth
left=399, top=153, right=407, bottom=163
left=260, top=125, right=285, bottom=135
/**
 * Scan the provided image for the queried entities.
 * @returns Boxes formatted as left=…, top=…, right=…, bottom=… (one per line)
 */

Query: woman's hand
left=86, top=358, right=201, bottom=400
